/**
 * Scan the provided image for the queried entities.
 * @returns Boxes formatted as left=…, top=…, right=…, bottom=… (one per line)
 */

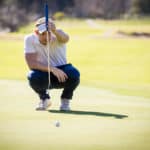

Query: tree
left=74, top=0, right=131, bottom=18
left=132, top=0, right=150, bottom=14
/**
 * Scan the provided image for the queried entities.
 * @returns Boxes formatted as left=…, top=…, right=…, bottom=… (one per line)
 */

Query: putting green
left=0, top=80, right=150, bottom=150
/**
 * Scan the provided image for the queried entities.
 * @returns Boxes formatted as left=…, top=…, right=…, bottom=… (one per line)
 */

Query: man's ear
left=34, top=29, right=39, bottom=35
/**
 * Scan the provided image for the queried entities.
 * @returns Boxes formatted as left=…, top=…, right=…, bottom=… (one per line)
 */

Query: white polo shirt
left=24, top=33, right=67, bottom=67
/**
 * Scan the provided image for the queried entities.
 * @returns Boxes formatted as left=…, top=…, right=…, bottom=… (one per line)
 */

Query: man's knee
left=67, top=66, right=80, bottom=79
left=72, top=77, right=80, bottom=87
left=27, top=71, right=49, bottom=96
left=28, top=71, right=39, bottom=83
left=67, top=68, right=80, bottom=88
left=27, top=70, right=46, bottom=87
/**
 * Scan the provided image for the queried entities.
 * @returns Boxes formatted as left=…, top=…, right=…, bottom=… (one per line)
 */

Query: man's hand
left=49, top=21, right=56, bottom=33
left=51, top=67, right=68, bottom=83
left=48, top=21, right=69, bottom=43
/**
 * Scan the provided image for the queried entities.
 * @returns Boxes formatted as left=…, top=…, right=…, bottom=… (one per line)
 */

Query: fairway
left=0, top=80, right=150, bottom=150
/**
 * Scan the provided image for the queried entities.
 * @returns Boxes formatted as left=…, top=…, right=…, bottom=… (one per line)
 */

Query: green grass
left=68, top=38, right=150, bottom=98
left=0, top=80, right=150, bottom=150
left=0, top=40, right=27, bottom=80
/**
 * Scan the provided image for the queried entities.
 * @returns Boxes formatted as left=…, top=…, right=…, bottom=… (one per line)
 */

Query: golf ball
left=55, top=121, right=60, bottom=127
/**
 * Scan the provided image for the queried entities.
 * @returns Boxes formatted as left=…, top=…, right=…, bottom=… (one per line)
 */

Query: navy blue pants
left=27, top=64, right=80, bottom=100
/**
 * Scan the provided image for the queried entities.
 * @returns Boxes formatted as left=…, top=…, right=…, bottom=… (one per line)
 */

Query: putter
left=44, top=0, right=51, bottom=92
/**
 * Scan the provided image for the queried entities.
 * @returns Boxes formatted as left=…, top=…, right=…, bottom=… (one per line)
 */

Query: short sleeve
left=24, top=35, right=36, bottom=53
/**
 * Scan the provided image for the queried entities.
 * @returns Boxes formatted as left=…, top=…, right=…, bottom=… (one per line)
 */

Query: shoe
left=60, top=98, right=70, bottom=111
left=36, top=99, right=52, bottom=111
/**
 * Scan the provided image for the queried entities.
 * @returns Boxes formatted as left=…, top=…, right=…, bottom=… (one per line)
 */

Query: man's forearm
left=27, top=61, right=67, bottom=82
left=25, top=54, right=55, bottom=72
left=27, top=60, right=51, bottom=72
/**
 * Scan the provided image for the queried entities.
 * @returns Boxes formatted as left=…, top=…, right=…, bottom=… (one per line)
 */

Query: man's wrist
left=50, top=66, right=56, bottom=73
left=52, top=29, right=59, bottom=36
left=50, top=67, right=53, bottom=73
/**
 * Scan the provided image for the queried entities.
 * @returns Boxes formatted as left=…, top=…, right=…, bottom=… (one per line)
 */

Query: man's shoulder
left=24, top=33, right=37, bottom=41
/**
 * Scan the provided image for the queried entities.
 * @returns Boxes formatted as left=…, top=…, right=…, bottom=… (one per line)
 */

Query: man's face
left=38, top=31, right=51, bottom=45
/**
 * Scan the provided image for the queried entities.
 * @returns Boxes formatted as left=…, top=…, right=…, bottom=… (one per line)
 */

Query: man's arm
left=25, top=53, right=48, bottom=72
left=25, top=53, right=68, bottom=82
left=49, top=22, right=69, bottom=43
left=53, top=29, right=69, bottom=43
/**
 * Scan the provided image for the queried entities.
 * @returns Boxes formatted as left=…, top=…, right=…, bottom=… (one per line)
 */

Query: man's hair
left=35, top=17, right=53, bottom=27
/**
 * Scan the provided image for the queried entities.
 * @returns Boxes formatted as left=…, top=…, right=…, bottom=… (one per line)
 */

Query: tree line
left=0, top=0, right=149, bottom=32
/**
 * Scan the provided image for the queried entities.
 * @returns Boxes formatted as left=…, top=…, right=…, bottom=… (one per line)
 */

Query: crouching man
left=24, top=17, right=80, bottom=111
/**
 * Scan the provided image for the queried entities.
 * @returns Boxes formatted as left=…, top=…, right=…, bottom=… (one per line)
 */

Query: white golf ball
left=55, top=121, right=60, bottom=127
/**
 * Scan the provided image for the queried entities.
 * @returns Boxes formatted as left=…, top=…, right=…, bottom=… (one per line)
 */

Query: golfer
left=24, top=17, right=80, bottom=111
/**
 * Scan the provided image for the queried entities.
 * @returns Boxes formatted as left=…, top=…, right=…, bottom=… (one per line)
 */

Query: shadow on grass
left=48, top=110, right=128, bottom=119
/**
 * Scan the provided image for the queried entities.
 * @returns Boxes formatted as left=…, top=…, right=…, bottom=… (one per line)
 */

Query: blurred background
left=0, top=0, right=150, bottom=32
